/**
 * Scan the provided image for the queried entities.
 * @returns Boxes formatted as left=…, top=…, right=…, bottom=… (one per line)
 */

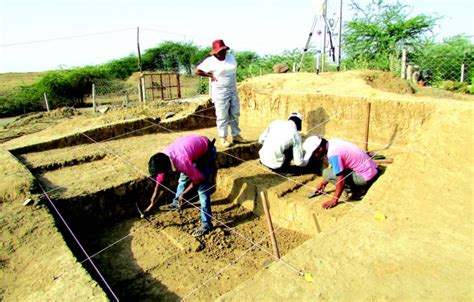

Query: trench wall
left=238, top=84, right=434, bottom=151
left=0, top=150, right=107, bottom=301
left=230, top=79, right=472, bottom=237
left=9, top=100, right=216, bottom=155
left=49, top=143, right=261, bottom=233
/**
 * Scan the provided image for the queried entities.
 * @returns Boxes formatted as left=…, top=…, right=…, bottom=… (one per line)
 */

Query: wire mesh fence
left=88, top=79, right=139, bottom=108
left=407, top=46, right=473, bottom=86
left=87, top=74, right=206, bottom=110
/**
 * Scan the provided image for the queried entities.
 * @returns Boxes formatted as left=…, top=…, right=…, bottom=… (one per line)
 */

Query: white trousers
left=213, top=91, right=241, bottom=138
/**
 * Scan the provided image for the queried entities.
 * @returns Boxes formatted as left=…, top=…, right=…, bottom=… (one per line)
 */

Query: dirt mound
left=363, top=70, right=416, bottom=94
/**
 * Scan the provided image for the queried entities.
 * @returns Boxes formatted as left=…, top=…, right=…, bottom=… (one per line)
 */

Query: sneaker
left=192, top=226, right=212, bottom=237
left=232, top=135, right=245, bottom=144
left=159, top=203, right=181, bottom=211
left=220, top=138, right=231, bottom=147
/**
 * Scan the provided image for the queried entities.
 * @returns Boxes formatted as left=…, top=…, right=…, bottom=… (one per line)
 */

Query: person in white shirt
left=258, top=112, right=306, bottom=175
left=195, top=39, right=245, bottom=147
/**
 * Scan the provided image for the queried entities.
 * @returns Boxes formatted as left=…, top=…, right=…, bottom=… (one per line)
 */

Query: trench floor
left=80, top=195, right=310, bottom=301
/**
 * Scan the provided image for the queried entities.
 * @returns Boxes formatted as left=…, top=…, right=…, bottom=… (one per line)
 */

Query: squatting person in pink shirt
left=147, top=134, right=217, bottom=237
left=303, top=136, right=380, bottom=209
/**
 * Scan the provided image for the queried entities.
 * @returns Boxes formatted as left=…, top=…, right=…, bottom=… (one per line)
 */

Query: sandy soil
left=1, top=70, right=472, bottom=301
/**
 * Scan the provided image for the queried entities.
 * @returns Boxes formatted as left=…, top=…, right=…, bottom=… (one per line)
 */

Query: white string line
left=19, top=107, right=404, bottom=263
left=35, top=163, right=138, bottom=199
left=180, top=224, right=281, bottom=302
left=12, top=106, right=220, bottom=190
left=177, top=148, right=386, bottom=300
left=11, top=101, right=406, bottom=292
left=9, top=102, right=217, bottom=163
left=57, top=148, right=253, bottom=278
left=181, top=149, right=410, bottom=301
left=78, top=129, right=303, bottom=275
left=52, top=164, right=253, bottom=284
left=0, top=27, right=136, bottom=47
left=38, top=183, right=120, bottom=302
left=182, top=143, right=425, bottom=301
left=30, top=125, right=400, bottom=300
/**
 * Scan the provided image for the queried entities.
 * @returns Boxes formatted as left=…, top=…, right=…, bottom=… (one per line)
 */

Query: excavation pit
left=21, top=137, right=373, bottom=301
left=3, top=71, right=471, bottom=301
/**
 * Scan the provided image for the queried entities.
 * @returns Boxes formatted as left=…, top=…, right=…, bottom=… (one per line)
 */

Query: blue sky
left=0, top=0, right=472, bottom=73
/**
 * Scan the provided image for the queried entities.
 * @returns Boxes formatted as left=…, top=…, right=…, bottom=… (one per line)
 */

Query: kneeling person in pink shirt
left=304, top=136, right=379, bottom=209
left=147, top=134, right=217, bottom=237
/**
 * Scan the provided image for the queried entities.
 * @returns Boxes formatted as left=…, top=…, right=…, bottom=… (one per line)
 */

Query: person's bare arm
left=308, top=179, right=328, bottom=198
left=145, top=182, right=163, bottom=213
left=322, top=174, right=344, bottom=209
left=178, top=182, right=195, bottom=207
left=195, top=67, right=217, bottom=81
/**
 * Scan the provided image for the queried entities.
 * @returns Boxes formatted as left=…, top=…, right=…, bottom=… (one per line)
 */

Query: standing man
left=258, top=112, right=306, bottom=175
left=303, top=136, right=379, bottom=209
left=147, top=134, right=217, bottom=237
left=195, top=39, right=245, bottom=147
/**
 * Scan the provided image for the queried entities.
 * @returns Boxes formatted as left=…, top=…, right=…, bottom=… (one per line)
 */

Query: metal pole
left=460, top=64, right=465, bottom=82
left=260, top=191, right=280, bottom=259
left=321, top=0, right=328, bottom=72
left=337, top=0, right=343, bottom=71
left=137, top=27, right=142, bottom=73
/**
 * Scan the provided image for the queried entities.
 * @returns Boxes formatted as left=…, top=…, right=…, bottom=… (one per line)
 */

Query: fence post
left=460, top=64, right=465, bottom=82
left=159, top=74, right=165, bottom=100
left=137, top=83, right=142, bottom=103
left=43, top=93, right=50, bottom=112
left=407, top=64, right=413, bottom=82
left=176, top=73, right=181, bottom=98
left=124, top=93, right=129, bottom=107
left=401, top=49, right=407, bottom=79
left=92, top=83, right=97, bottom=113
left=141, top=76, right=147, bottom=104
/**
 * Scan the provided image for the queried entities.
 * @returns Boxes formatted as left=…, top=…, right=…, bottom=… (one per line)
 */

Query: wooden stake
left=373, top=159, right=393, bottom=164
left=312, top=213, right=321, bottom=233
left=364, top=102, right=371, bottom=152
left=260, top=191, right=280, bottom=259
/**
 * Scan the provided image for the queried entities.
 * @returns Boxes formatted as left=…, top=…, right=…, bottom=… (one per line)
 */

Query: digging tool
left=135, top=202, right=153, bottom=223
left=307, top=189, right=325, bottom=199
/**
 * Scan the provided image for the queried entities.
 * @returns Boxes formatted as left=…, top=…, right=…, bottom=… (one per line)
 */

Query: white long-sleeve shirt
left=258, top=120, right=305, bottom=169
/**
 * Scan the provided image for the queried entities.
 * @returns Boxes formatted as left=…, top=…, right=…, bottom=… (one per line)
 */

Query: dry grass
left=0, top=72, right=44, bottom=96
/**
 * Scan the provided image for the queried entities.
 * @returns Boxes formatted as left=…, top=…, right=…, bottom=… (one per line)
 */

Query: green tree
left=103, top=55, right=138, bottom=79
left=36, top=66, right=109, bottom=106
left=343, top=0, right=437, bottom=70
left=142, top=41, right=200, bottom=74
